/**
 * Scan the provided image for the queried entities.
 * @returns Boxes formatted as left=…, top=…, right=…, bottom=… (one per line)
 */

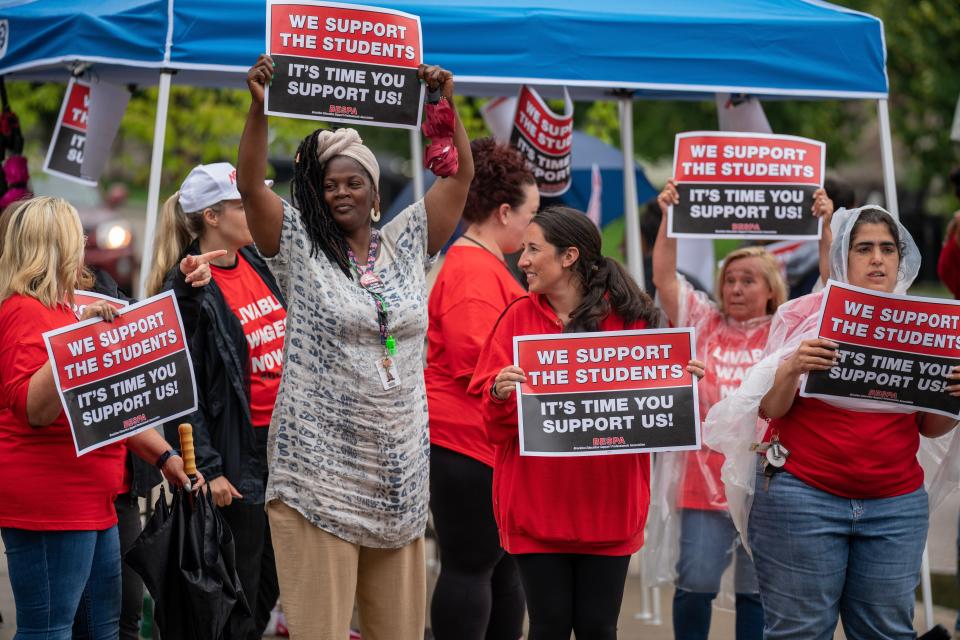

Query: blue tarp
left=0, top=0, right=887, bottom=99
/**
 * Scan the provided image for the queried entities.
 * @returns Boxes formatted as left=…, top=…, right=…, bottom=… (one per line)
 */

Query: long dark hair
left=534, top=206, right=657, bottom=332
left=290, top=129, right=372, bottom=279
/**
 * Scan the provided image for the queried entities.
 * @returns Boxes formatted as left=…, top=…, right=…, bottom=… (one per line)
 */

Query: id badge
left=376, top=356, right=401, bottom=390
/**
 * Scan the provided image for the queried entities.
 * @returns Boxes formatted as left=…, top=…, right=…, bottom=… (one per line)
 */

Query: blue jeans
left=674, top=508, right=763, bottom=640
left=748, top=468, right=927, bottom=640
left=2, top=527, right=121, bottom=640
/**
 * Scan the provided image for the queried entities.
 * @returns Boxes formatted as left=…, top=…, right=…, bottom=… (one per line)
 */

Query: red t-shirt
left=425, top=245, right=525, bottom=467
left=765, top=395, right=923, bottom=499
left=0, top=294, right=126, bottom=530
left=675, top=280, right=771, bottom=510
left=471, top=294, right=652, bottom=556
left=938, top=231, right=960, bottom=299
left=211, top=254, right=286, bottom=428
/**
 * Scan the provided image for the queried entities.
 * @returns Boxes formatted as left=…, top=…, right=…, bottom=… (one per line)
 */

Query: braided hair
left=534, top=206, right=658, bottom=332
left=291, top=129, right=376, bottom=279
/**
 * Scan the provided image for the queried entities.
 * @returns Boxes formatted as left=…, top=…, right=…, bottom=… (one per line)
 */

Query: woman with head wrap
left=704, top=205, right=960, bottom=639
left=237, top=55, right=473, bottom=639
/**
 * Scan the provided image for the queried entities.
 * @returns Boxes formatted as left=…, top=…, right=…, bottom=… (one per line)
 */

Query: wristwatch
left=155, top=449, right=179, bottom=470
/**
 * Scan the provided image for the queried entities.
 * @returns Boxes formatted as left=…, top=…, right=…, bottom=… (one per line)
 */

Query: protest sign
left=801, top=281, right=960, bottom=418
left=72, top=290, right=129, bottom=319
left=43, top=78, right=93, bottom=185
left=668, top=131, right=825, bottom=240
left=510, top=85, right=573, bottom=196
left=265, top=0, right=424, bottom=129
left=513, top=328, right=700, bottom=457
left=43, top=290, right=198, bottom=455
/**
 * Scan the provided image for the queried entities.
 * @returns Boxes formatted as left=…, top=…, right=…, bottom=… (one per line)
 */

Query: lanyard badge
left=348, top=231, right=400, bottom=390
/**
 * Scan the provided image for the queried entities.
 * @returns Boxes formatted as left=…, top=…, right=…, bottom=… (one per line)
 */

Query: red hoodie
left=471, top=293, right=651, bottom=556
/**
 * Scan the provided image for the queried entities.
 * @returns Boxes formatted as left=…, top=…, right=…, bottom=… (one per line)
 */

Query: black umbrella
left=125, top=484, right=251, bottom=640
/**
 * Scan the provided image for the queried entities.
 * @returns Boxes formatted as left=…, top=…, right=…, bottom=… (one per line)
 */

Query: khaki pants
left=267, top=500, right=426, bottom=640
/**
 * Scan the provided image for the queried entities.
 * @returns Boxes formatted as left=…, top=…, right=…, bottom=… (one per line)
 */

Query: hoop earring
left=370, top=207, right=381, bottom=223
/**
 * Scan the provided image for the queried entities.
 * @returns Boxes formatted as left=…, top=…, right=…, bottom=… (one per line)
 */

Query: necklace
left=461, top=234, right=502, bottom=261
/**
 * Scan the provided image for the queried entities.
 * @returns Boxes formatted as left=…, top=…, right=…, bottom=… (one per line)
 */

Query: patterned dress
left=264, top=199, right=435, bottom=548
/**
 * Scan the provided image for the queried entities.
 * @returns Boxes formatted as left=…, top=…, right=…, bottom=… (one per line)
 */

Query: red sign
left=674, top=132, right=822, bottom=186
left=510, top=85, right=573, bottom=197
left=269, top=3, right=421, bottom=68
left=512, top=328, right=700, bottom=456
left=43, top=291, right=198, bottom=455
left=801, top=281, right=960, bottom=418
left=62, top=81, right=89, bottom=131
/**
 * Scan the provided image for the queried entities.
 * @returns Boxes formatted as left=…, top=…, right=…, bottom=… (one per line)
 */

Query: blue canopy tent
left=0, top=0, right=894, bottom=300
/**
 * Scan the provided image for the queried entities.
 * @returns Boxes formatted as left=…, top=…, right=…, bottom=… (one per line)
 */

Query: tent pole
left=618, top=95, right=644, bottom=288
left=410, top=127, right=424, bottom=200
left=877, top=99, right=899, bottom=217
left=137, top=70, right=173, bottom=298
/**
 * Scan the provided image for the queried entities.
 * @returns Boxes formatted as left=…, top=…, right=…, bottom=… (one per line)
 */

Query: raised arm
left=238, top=54, right=285, bottom=257
left=813, top=187, right=834, bottom=284
left=421, top=65, right=474, bottom=255
left=652, top=180, right=681, bottom=325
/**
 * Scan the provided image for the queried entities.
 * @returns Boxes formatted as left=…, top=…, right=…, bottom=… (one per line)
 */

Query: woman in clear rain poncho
left=704, top=205, right=960, bottom=640
left=646, top=180, right=829, bottom=640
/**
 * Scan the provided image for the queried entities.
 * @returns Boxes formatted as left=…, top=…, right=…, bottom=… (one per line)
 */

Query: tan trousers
left=267, top=500, right=426, bottom=640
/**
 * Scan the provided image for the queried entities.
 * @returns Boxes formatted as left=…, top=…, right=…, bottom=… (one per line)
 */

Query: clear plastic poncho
left=643, top=276, right=773, bottom=593
left=701, top=205, right=960, bottom=555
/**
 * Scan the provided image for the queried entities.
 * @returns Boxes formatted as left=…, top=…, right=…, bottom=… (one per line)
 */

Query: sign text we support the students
left=513, top=329, right=700, bottom=456
left=801, top=281, right=960, bottom=418
left=265, top=0, right=424, bottom=128
left=43, top=291, right=198, bottom=455
left=510, top=86, right=574, bottom=197
left=668, top=131, right=825, bottom=240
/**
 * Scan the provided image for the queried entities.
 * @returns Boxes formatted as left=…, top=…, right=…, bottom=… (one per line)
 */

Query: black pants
left=220, top=499, right=279, bottom=640
left=513, top=553, right=631, bottom=640
left=429, top=445, right=525, bottom=640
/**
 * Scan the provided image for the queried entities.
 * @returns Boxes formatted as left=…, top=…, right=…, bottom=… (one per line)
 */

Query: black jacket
left=162, top=243, right=285, bottom=504
left=89, top=268, right=163, bottom=498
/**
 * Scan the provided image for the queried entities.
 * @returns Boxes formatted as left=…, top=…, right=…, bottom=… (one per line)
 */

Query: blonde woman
left=0, top=196, right=200, bottom=639
left=651, top=180, right=830, bottom=639
left=145, top=162, right=284, bottom=640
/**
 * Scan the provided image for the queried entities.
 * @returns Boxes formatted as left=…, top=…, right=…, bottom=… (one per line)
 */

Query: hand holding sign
left=811, top=187, right=833, bottom=222
left=786, top=338, right=840, bottom=375
left=492, top=365, right=527, bottom=400
left=947, top=365, right=960, bottom=397
left=247, top=54, right=274, bottom=105
left=179, top=249, right=229, bottom=288
left=79, top=300, right=120, bottom=323
left=418, top=64, right=453, bottom=101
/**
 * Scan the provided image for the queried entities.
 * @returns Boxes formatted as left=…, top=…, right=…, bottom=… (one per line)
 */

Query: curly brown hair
left=463, top=138, right=536, bottom=224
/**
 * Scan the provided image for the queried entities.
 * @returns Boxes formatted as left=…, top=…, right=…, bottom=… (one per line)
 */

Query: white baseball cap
left=178, top=162, right=273, bottom=212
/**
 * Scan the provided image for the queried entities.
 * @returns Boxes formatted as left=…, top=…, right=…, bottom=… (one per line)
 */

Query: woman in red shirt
left=0, top=196, right=196, bottom=638
left=425, top=138, right=537, bottom=640
left=473, top=206, right=703, bottom=639
left=711, top=205, right=960, bottom=639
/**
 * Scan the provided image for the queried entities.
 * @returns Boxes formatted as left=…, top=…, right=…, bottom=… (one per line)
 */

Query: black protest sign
left=265, top=0, right=424, bottom=129
left=801, top=281, right=960, bottom=418
left=510, top=85, right=573, bottom=197
left=513, top=329, right=700, bottom=457
left=43, top=78, right=94, bottom=186
left=668, top=131, right=825, bottom=240
left=43, top=291, right=198, bottom=456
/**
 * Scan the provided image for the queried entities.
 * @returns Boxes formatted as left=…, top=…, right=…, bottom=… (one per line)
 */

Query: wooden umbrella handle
left=178, top=423, right=197, bottom=480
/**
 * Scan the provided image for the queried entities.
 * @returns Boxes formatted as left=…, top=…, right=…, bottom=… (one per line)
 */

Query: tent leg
left=877, top=99, right=899, bottom=217
left=618, top=96, right=645, bottom=289
left=137, top=70, right=174, bottom=297
left=410, top=127, right=424, bottom=200
left=920, top=545, right=934, bottom=632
